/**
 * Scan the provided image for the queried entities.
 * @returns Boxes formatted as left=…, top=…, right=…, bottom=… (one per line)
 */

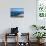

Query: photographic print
left=11, top=8, right=24, bottom=17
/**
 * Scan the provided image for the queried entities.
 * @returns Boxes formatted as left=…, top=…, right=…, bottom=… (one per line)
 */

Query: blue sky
left=11, top=8, right=24, bottom=12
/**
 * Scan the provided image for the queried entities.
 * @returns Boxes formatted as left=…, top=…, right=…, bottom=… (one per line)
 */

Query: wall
left=0, top=0, right=36, bottom=42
